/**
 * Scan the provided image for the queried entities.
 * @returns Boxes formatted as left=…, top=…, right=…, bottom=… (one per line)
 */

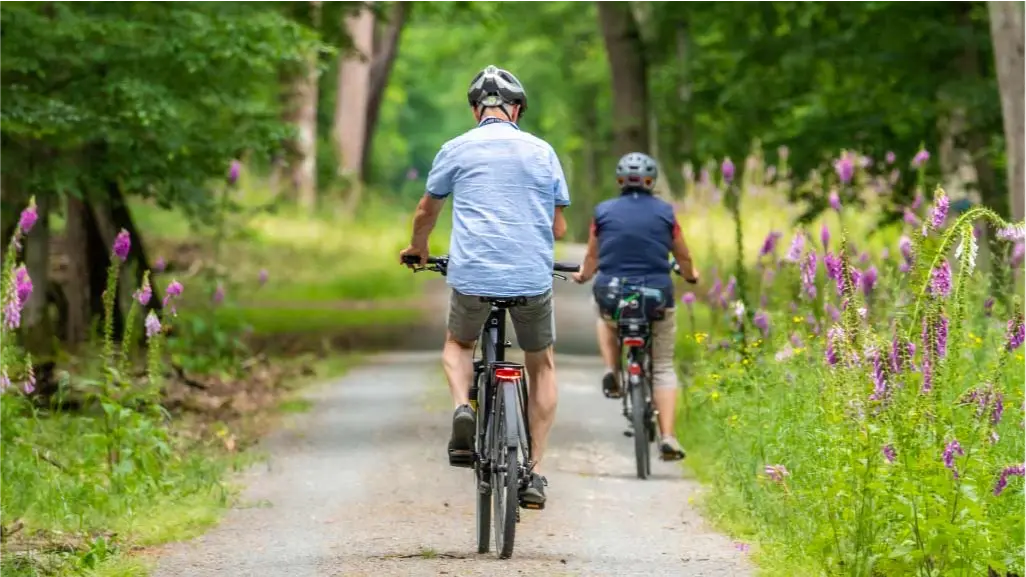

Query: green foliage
left=1, top=2, right=328, bottom=218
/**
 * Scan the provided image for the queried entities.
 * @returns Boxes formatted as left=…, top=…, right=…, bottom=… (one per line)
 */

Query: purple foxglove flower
left=994, top=464, right=1025, bottom=496
left=820, top=225, right=831, bottom=250
left=721, top=158, right=735, bottom=184
left=885, top=151, right=896, bottom=165
left=725, top=277, right=737, bottom=300
left=936, top=314, right=948, bottom=358
left=992, top=393, right=1004, bottom=425
left=790, top=332, right=803, bottom=348
left=861, top=266, right=878, bottom=296
left=163, top=279, right=184, bottom=316
left=825, top=326, right=843, bottom=365
left=112, top=229, right=131, bottom=262
left=153, top=257, right=167, bottom=273
left=682, top=292, right=696, bottom=307
left=2, top=286, right=21, bottom=331
left=829, top=191, right=842, bottom=212
left=834, top=155, right=855, bottom=185
left=753, top=311, right=770, bottom=337
left=1006, top=314, right=1025, bottom=352
left=259, top=269, right=269, bottom=286
left=929, top=192, right=949, bottom=230
left=882, top=444, right=896, bottom=463
left=870, top=350, right=887, bottom=400
left=212, top=283, right=225, bottom=305
left=911, top=149, right=930, bottom=169
left=759, top=231, right=782, bottom=258
left=228, top=160, right=242, bottom=185
left=827, top=303, right=841, bottom=322
left=134, top=278, right=152, bottom=306
left=997, top=224, right=1025, bottom=241
left=24, top=365, right=35, bottom=395
left=824, top=252, right=842, bottom=281
left=764, top=464, right=790, bottom=482
left=929, top=260, right=951, bottom=298
left=903, top=208, right=920, bottom=226
left=14, top=266, right=32, bottom=306
left=18, top=202, right=38, bottom=235
left=858, top=252, right=870, bottom=266
left=984, top=297, right=995, bottom=316
left=1012, top=242, right=1025, bottom=268
left=899, top=235, right=913, bottom=262
left=800, top=252, right=818, bottom=300
left=734, top=542, right=751, bottom=554
left=911, top=192, right=924, bottom=210
left=942, top=439, right=964, bottom=479
left=784, top=232, right=805, bottom=263
left=144, top=310, right=162, bottom=339
left=708, top=278, right=722, bottom=302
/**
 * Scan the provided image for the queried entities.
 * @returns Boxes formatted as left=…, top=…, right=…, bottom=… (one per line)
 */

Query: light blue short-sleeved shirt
left=426, top=118, right=571, bottom=298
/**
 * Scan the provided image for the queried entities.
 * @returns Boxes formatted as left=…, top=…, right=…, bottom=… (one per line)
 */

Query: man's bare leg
left=441, top=331, right=475, bottom=408
left=596, top=318, right=621, bottom=397
left=524, top=346, right=558, bottom=474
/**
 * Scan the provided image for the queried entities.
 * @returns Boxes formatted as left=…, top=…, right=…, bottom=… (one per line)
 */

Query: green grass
left=212, top=306, right=418, bottom=336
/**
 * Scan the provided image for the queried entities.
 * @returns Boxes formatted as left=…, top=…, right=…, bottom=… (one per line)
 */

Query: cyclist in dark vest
left=572, top=152, right=699, bottom=461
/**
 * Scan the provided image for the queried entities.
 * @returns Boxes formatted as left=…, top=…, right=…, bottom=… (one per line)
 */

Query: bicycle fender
left=500, top=381, right=520, bottom=449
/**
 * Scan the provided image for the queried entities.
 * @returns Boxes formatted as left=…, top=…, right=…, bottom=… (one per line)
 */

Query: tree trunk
left=21, top=192, right=52, bottom=356
left=988, top=1, right=1025, bottom=222
left=286, top=1, right=322, bottom=213
left=334, top=2, right=375, bottom=211
left=63, top=195, right=92, bottom=345
left=597, top=1, right=649, bottom=157
left=361, top=2, right=409, bottom=179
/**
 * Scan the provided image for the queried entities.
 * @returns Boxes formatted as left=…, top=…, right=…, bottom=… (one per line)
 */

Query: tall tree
left=333, top=2, right=375, bottom=208
left=597, top=2, right=649, bottom=157
left=362, top=2, right=410, bottom=179
left=988, top=0, right=1025, bottom=221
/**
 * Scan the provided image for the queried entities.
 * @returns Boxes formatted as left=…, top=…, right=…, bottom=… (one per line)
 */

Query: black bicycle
left=610, top=263, right=695, bottom=480
left=402, top=254, right=579, bottom=559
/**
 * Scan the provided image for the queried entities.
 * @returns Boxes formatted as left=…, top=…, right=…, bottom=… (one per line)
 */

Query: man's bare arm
left=553, top=206, right=567, bottom=240
left=410, top=195, right=446, bottom=248
left=573, top=221, right=600, bottom=283
left=671, top=233, right=699, bottom=281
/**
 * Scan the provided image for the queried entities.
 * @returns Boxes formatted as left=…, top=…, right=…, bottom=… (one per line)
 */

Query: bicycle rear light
left=622, top=337, right=645, bottom=347
left=628, top=362, right=643, bottom=376
left=494, top=367, right=522, bottom=381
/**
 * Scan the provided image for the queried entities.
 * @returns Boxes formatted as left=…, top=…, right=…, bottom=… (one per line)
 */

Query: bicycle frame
left=619, top=325, right=655, bottom=433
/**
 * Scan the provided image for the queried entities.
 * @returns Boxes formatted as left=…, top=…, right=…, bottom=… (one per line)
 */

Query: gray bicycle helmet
left=467, top=65, right=528, bottom=117
left=615, top=152, right=658, bottom=191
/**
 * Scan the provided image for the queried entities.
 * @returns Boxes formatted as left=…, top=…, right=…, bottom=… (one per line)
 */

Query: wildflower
left=680, top=292, right=697, bottom=310
left=784, top=232, right=805, bottom=263
left=997, top=223, right=1026, bottom=242
left=144, top=310, right=162, bottom=339
left=135, top=276, right=152, bottom=306
left=890, top=335, right=909, bottom=373
left=825, top=327, right=843, bottom=366
left=824, top=252, right=842, bottom=281
left=707, top=278, right=722, bottom=303
left=0, top=369, right=8, bottom=391
left=930, top=260, right=951, bottom=297
left=994, top=464, right=1025, bottom=496
left=911, top=192, right=924, bottom=210
left=725, top=277, right=737, bottom=301
left=259, top=269, right=269, bottom=286
left=1006, top=313, right=1025, bottom=352
left=929, top=191, right=949, bottom=230
left=935, top=314, right=949, bottom=358
left=764, top=464, right=790, bottom=482
left=826, top=303, right=841, bottom=322
left=860, top=266, right=878, bottom=297
left=911, top=148, right=930, bottom=169
left=163, top=279, right=184, bottom=316
left=212, top=283, right=225, bottom=305
left=721, top=157, right=735, bottom=184
left=869, top=349, right=887, bottom=400
left=885, top=151, right=896, bottom=164
left=922, top=356, right=933, bottom=393
left=734, top=542, right=751, bottom=554
left=775, top=345, right=795, bottom=362
left=112, top=229, right=131, bottom=262
left=943, top=439, right=964, bottom=479
left=14, top=266, right=32, bottom=306
left=835, top=153, right=855, bottom=185
left=992, top=393, right=1004, bottom=425
left=733, top=300, right=746, bottom=322
left=829, top=190, right=842, bottom=212
left=1012, top=242, right=1025, bottom=268
left=759, top=231, right=782, bottom=258
left=18, top=200, right=38, bottom=235
left=2, top=286, right=21, bottom=330
left=903, top=208, right=920, bottom=227
left=899, top=235, right=913, bottom=263
left=882, top=444, right=896, bottom=463
left=796, top=254, right=816, bottom=301
left=858, top=251, right=870, bottom=266
left=753, top=311, right=770, bottom=337
left=820, top=224, right=830, bottom=250
left=954, top=233, right=979, bottom=273
left=154, top=257, right=167, bottom=273
left=228, top=160, right=242, bottom=185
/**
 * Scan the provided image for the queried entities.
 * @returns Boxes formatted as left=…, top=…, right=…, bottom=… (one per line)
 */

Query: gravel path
left=154, top=244, right=753, bottom=577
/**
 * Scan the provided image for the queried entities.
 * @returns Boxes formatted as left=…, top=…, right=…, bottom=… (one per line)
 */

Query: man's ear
left=471, top=105, right=481, bottom=122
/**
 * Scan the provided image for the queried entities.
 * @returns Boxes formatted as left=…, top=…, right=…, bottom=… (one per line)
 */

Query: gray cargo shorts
left=447, top=289, right=555, bottom=352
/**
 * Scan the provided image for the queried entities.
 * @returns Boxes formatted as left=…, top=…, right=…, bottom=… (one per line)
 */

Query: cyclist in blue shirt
left=400, top=66, right=569, bottom=506
left=572, top=152, right=698, bottom=461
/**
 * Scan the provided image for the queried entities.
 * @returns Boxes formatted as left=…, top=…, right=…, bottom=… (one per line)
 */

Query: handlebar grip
left=402, top=254, right=445, bottom=265
left=553, top=262, right=580, bottom=273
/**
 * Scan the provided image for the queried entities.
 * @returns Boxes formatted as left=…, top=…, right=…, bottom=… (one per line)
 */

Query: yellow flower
left=742, top=358, right=750, bottom=365
left=687, top=495, right=695, bottom=505
left=710, top=373, right=720, bottom=381
left=695, top=332, right=708, bottom=344
left=792, top=316, right=802, bottom=323
left=794, top=347, right=806, bottom=355
left=974, top=337, right=983, bottom=346
left=711, top=391, right=720, bottom=401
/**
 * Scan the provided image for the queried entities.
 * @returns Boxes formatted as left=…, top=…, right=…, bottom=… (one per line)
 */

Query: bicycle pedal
left=519, top=499, right=545, bottom=511
left=623, top=429, right=634, bottom=438
left=448, top=449, right=474, bottom=468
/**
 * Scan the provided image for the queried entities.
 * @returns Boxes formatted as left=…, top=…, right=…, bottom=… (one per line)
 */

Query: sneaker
left=450, top=404, right=476, bottom=452
left=659, top=436, right=687, bottom=461
left=602, top=371, right=622, bottom=399
left=521, top=473, right=548, bottom=508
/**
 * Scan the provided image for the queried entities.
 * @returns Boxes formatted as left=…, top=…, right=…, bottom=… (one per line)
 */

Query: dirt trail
left=154, top=244, right=752, bottom=577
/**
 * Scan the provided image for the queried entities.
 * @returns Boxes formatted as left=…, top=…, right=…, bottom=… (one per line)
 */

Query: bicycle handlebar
left=669, top=258, right=698, bottom=285
left=401, top=254, right=581, bottom=277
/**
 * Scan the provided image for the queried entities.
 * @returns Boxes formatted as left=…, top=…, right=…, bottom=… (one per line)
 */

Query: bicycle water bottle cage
left=481, top=296, right=527, bottom=308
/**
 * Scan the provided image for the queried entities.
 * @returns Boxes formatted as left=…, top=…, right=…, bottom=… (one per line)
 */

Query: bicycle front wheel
left=475, top=374, right=491, bottom=554
left=630, top=382, right=650, bottom=480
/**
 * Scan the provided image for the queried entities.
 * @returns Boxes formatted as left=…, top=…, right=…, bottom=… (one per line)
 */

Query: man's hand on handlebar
left=399, top=244, right=429, bottom=269
left=671, top=259, right=700, bottom=285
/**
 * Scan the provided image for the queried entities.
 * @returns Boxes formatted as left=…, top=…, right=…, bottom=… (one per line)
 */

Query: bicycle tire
left=631, top=382, right=650, bottom=480
left=493, top=384, right=520, bottom=559
left=474, top=373, right=491, bottom=554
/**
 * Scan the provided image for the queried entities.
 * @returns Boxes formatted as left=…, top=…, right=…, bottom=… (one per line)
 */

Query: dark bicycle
left=402, top=254, right=579, bottom=559
left=605, top=262, right=694, bottom=480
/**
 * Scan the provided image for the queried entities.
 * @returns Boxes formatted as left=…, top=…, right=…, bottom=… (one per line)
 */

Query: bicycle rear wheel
left=474, top=374, right=491, bottom=554
left=630, top=382, right=650, bottom=480
left=493, top=385, right=519, bottom=559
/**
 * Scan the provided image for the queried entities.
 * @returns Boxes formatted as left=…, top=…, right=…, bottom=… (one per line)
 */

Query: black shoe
left=520, top=473, right=547, bottom=509
left=448, top=405, right=475, bottom=468
left=659, top=437, right=687, bottom=462
left=602, top=371, right=622, bottom=399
